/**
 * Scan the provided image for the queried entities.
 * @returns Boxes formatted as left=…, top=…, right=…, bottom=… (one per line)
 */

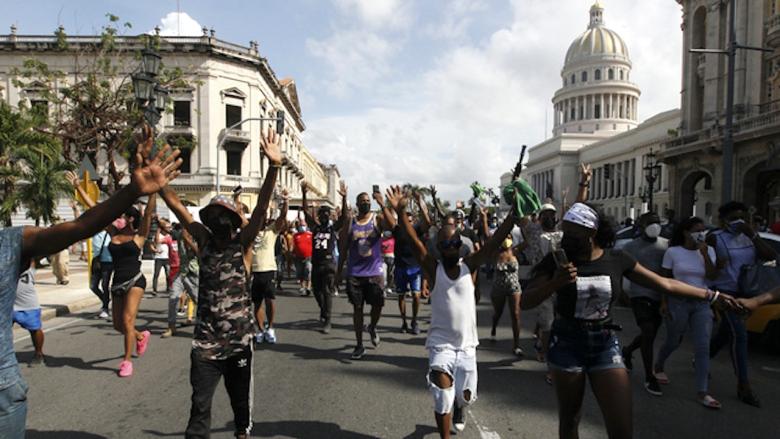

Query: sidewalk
left=31, top=259, right=157, bottom=322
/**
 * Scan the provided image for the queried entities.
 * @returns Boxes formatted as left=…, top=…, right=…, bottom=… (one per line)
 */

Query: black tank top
left=312, top=223, right=337, bottom=265
left=109, top=240, right=142, bottom=284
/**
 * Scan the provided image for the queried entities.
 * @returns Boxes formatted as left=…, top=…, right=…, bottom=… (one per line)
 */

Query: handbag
left=91, top=235, right=107, bottom=275
left=738, top=260, right=780, bottom=298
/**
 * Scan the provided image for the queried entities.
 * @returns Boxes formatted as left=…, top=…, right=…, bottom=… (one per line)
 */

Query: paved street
left=14, top=276, right=780, bottom=439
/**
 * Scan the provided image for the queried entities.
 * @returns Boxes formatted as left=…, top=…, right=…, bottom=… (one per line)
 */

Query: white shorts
left=427, top=346, right=478, bottom=407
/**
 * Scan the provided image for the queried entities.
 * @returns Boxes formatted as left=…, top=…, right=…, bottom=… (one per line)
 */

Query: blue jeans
left=0, top=368, right=28, bottom=439
left=547, top=318, right=625, bottom=374
left=710, top=307, right=750, bottom=383
left=656, top=297, right=713, bottom=393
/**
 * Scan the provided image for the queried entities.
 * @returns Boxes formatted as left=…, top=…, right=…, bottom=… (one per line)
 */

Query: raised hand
left=134, top=124, right=154, bottom=165
left=338, top=181, right=348, bottom=198
left=281, top=188, right=290, bottom=200
left=579, top=163, right=592, bottom=185
left=372, top=188, right=385, bottom=206
left=64, top=170, right=79, bottom=188
left=261, top=128, right=283, bottom=165
left=429, top=185, right=437, bottom=197
left=553, top=263, right=577, bottom=288
left=131, top=144, right=183, bottom=196
left=385, top=185, right=407, bottom=212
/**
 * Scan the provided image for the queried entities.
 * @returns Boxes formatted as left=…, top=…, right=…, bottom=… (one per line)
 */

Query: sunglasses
left=439, top=238, right=463, bottom=250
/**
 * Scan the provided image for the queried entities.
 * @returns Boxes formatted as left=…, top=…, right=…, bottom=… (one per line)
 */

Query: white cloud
left=303, top=0, right=683, bottom=204
left=334, top=0, right=412, bottom=30
left=154, top=12, right=203, bottom=36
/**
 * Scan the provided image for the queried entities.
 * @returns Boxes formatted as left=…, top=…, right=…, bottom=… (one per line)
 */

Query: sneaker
left=136, top=330, right=151, bottom=356
left=400, top=322, right=409, bottom=334
left=513, top=347, right=525, bottom=358
left=176, top=309, right=186, bottom=317
left=118, top=360, right=133, bottom=377
left=299, top=288, right=307, bottom=296
left=351, top=345, right=366, bottom=360
left=367, top=325, right=380, bottom=347
left=452, top=405, right=466, bottom=432
left=411, top=321, right=421, bottom=335
left=161, top=329, right=175, bottom=338
left=98, top=310, right=109, bottom=320
left=321, top=321, right=332, bottom=334
left=255, top=332, right=265, bottom=344
left=264, top=328, right=277, bottom=344
left=645, top=379, right=663, bottom=396
left=29, top=356, right=45, bottom=368
left=622, top=348, right=633, bottom=372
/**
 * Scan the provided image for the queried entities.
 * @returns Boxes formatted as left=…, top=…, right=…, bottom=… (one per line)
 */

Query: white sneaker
left=265, top=328, right=277, bottom=344
left=98, top=310, right=109, bottom=319
left=254, top=332, right=265, bottom=344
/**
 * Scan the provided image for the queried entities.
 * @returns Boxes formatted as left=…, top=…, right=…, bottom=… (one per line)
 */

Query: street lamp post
left=132, top=47, right=168, bottom=131
left=215, top=111, right=286, bottom=194
left=643, top=150, right=662, bottom=213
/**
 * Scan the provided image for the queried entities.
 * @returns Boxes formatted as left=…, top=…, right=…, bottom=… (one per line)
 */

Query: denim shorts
left=547, top=318, right=625, bottom=374
left=395, top=265, right=422, bottom=295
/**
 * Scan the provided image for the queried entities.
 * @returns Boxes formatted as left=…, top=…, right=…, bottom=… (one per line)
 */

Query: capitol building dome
left=552, top=1, right=640, bottom=137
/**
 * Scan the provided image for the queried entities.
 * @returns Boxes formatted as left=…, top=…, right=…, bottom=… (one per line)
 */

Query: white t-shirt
left=426, top=261, right=479, bottom=350
left=662, top=246, right=716, bottom=289
left=155, top=236, right=170, bottom=260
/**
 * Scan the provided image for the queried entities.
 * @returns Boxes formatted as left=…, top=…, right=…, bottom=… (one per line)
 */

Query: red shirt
left=293, top=231, right=313, bottom=259
left=160, top=234, right=180, bottom=267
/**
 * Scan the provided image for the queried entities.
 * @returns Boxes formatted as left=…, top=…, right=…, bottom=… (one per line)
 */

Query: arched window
left=581, top=71, right=588, bottom=82
left=595, top=69, right=601, bottom=80
left=608, top=69, right=614, bottom=80
left=571, top=74, right=576, bottom=84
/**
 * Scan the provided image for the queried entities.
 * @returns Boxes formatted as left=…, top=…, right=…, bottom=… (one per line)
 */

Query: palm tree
left=16, top=141, right=74, bottom=226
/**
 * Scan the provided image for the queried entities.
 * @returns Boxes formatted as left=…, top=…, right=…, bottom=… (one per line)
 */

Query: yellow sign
left=75, top=170, right=100, bottom=208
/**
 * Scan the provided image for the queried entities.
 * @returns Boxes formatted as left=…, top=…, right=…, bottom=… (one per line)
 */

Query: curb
left=39, top=295, right=103, bottom=323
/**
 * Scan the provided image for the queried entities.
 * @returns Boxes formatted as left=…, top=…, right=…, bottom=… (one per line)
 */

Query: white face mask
left=644, top=223, right=662, bottom=239
left=690, top=231, right=707, bottom=244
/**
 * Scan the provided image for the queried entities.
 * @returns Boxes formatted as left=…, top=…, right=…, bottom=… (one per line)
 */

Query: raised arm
left=301, top=183, right=318, bottom=227
left=333, top=181, right=348, bottom=231
left=134, top=193, right=156, bottom=248
left=274, top=189, right=290, bottom=232
left=387, top=186, right=437, bottom=279
left=464, top=210, right=516, bottom=271
left=373, top=187, right=397, bottom=231
left=22, top=135, right=182, bottom=260
left=576, top=163, right=591, bottom=203
left=626, top=262, right=739, bottom=309
left=65, top=171, right=97, bottom=209
left=415, top=191, right=433, bottom=234
left=430, top=185, right=447, bottom=220
left=159, top=185, right=209, bottom=248
left=241, top=128, right=282, bottom=249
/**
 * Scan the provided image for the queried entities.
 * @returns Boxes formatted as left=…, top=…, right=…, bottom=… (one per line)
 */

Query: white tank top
left=426, top=260, right=479, bottom=350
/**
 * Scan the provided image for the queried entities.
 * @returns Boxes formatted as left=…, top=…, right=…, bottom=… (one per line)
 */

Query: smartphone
left=372, top=185, right=380, bottom=194
left=552, top=249, right=569, bottom=268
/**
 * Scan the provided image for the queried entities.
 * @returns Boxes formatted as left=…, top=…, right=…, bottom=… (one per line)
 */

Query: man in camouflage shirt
left=159, top=129, right=282, bottom=439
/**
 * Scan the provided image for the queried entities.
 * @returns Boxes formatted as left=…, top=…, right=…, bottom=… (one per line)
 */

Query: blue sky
left=6, top=0, right=683, bottom=203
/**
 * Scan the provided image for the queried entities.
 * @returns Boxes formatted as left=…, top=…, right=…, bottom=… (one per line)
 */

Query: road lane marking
left=472, top=411, right=501, bottom=439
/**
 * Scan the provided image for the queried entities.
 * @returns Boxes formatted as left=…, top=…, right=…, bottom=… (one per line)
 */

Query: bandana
left=563, top=203, right=599, bottom=230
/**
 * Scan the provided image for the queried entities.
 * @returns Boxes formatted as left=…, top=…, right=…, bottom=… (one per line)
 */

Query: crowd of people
left=2, top=123, right=780, bottom=439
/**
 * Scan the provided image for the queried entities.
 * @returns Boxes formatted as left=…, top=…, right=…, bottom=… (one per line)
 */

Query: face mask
left=441, top=254, right=460, bottom=269
left=208, top=216, right=234, bottom=239
left=644, top=223, right=662, bottom=239
left=358, top=203, right=371, bottom=215
left=728, top=219, right=744, bottom=234
left=489, top=221, right=497, bottom=228
left=112, top=218, right=127, bottom=231
left=541, top=217, right=556, bottom=230
left=561, top=233, right=591, bottom=263
left=298, top=226, right=307, bottom=233
left=690, top=231, right=707, bottom=244
left=318, top=214, right=330, bottom=224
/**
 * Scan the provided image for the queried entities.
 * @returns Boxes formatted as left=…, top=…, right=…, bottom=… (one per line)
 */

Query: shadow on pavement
left=15, top=351, right=122, bottom=372
left=27, top=430, right=108, bottom=439
left=250, top=420, right=378, bottom=438
left=401, top=424, right=439, bottom=439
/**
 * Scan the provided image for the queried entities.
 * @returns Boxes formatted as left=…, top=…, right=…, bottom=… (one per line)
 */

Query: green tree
left=11, top=14, right=191, bottom=193
left=16, top=141, right=75, bottom=226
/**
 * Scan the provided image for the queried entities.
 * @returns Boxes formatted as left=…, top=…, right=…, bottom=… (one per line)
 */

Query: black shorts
left=111, top=274, right=146, bottom=298
left=346, top=276, right=385, bottom=308
left=312, top=263, right=336, bottom=297
left=630, top=297, right=662, bottom=329
left=251, top=271, right=276, bottom=305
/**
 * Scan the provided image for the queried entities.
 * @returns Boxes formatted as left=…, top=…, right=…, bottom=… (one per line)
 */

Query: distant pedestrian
left=293, top=223, right=313, bottom=296
left=13, top=262, right=45, bottom=367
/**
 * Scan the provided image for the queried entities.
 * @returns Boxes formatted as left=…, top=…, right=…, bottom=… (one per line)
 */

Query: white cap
left=539, top=203, right=557, bottom=213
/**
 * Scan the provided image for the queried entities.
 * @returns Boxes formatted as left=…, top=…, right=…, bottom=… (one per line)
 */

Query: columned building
left=524, top=1, right=679, bottom=222
left=660, top=0, right=780, bottom=221
left=0, top=27, right=342, bottom=224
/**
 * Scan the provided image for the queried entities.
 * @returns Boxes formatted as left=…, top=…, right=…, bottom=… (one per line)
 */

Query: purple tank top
left=347, top=214, right=384, bottom=277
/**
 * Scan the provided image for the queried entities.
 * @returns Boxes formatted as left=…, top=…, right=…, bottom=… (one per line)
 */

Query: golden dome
left=564, top=1, right=630, bottom=66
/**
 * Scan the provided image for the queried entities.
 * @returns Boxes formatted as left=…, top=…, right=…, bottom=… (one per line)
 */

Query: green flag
left=502, top=178, right=542, bottom=217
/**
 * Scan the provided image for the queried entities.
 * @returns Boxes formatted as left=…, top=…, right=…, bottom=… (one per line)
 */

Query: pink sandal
left=136, top=330, right=151, bottom=357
